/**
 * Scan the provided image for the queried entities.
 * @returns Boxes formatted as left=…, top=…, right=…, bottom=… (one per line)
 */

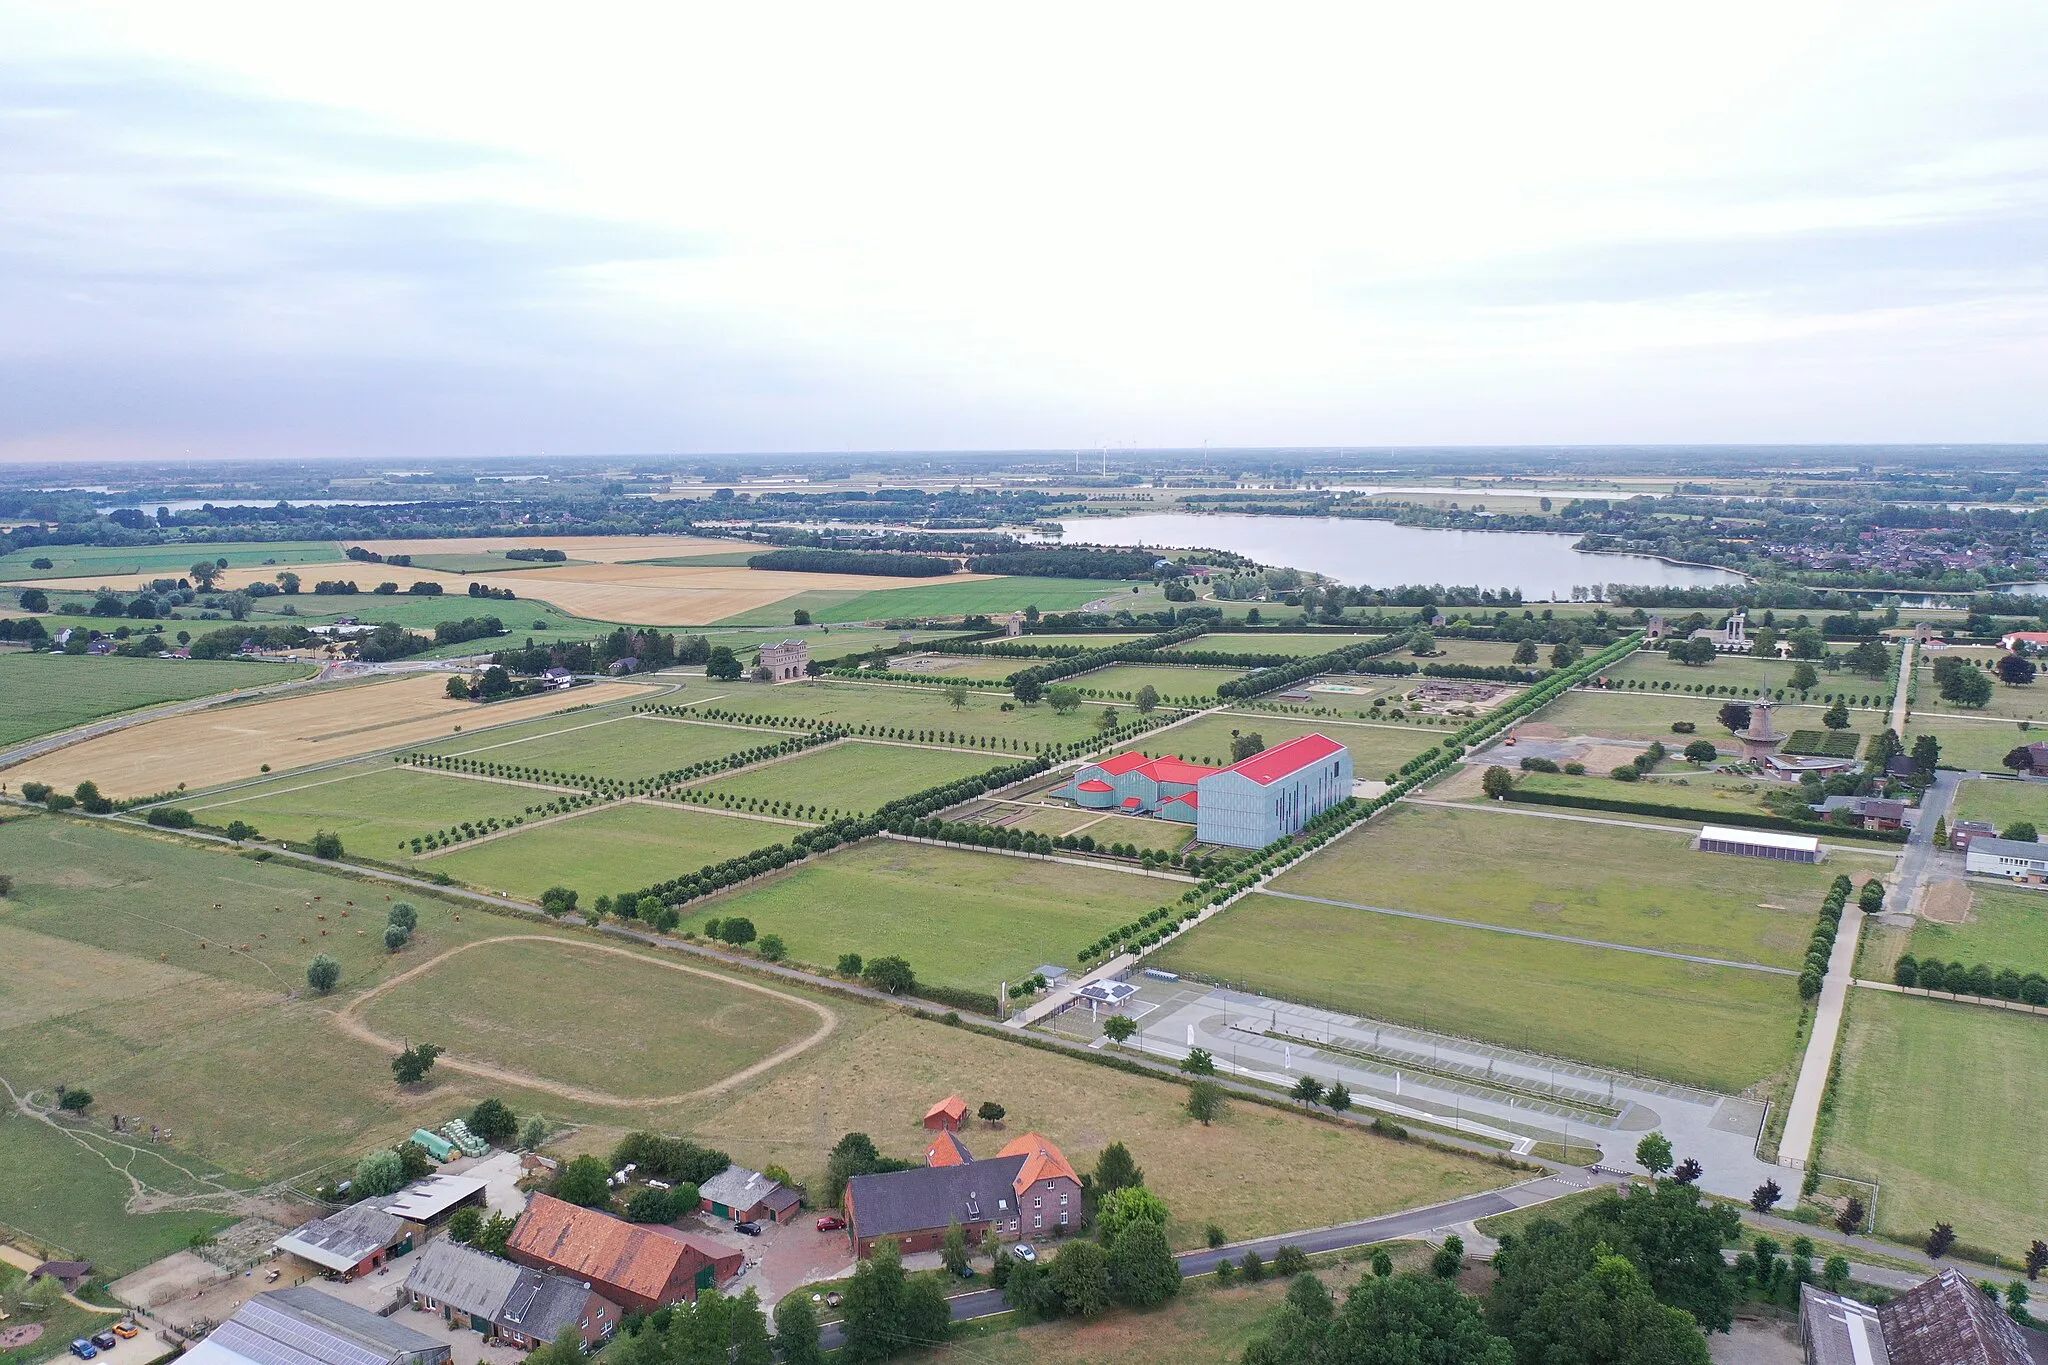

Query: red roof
left=996, top=1134, right=1080, bottom=1195
left=1121, top=797, right=1142, bottom=808
left=1223, top=733, right=1347, bottom=785
left=1140, top=756, right=1220, bottom=785
left=508, top=1194, right=705, bottom=1304
left=1161, top=790, right=1198, bottom=807
left=924, top=1131, right=973, bottom=1168
left=1092, top=752, right=1155, bottom=776
left=923, top=1095, right=968, bottom=1124
left=1076, top=779, right=1114, bottom=793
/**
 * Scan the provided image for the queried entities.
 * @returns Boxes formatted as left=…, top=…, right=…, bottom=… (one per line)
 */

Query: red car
left=816, top=1215, right=846, bottom=1232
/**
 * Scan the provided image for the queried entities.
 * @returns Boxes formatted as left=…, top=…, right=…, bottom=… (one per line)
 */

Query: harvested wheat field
left=8, top=674, right=649, bottom=797
left=345, top=534, right=742, bottom=562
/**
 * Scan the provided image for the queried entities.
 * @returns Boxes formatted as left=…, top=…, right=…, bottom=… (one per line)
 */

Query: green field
left=674, top=679, right=1120, bottom=748
left=1165, top=632, right=1381, bottom=659
left=1409, top=638, right=1533, bottom=668
left=426, top=711, right=786, bottom=780
left=715, top=577, right=1154, bottom=626
left=1273, top=802, right=1832, bottom=968
left=696, top=840, right=1166, bottom=990
left=1502, top=768, right=1781, bottom=823
left=1901, top=714, right=2032, bottom=772
left=1150, top=890, right=1804, bottom=1092
left=429, top=800, right=785, bottom=901
left=1948, top=776, right=2048, bottom=828
left=1825, top=991, right=2048, bottom=1253
left=360, top=938, right=819, bottom=1099
left=888, top=653, right=1028, bottom=682
left=1531, top=688, right=1863, bottom=742
left=0, top=540, right=342, bottom=581
left=1112, top=712, right=1441, bottom=778
left=1068, top=662, right=1249, bottom=701
left=1000, top=805, right=1195, bottom=855
left=0, top=652, right=316, bottom=748
left=1914, top=656, right=2048, bottom=723
left=1908, top=884, right=2048, bottom=972
left=186, top=764, right=551, bottom=856
left=1011, top=632, right=1155, bottom=649
left=686, top=740, right=1000, bottom=814
left=1608, top=651, right=1880, bottom=697
left=1230, top=676, right=1422, bottom=721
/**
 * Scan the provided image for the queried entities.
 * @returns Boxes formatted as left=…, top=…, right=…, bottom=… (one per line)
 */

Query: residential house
left=922, top=1095, right=968, bottom=1133
left=1808, top=796, right=1912, bottom=832
left=505, top=1194, right=740, bottom=1312
left=183, top=1287, right=450, bottom=1365
left=1998, top=631, right=2048, bottom=653
left=697, top=1165, right=800, bottom=1225
left=1799, top=1267, right=2048, bottom=1364
left=404, top=1238, right=620, bottom=1350
left=541, top=668, right=573, bottom=690
left=842, top=1132, right=1082, bottom=1259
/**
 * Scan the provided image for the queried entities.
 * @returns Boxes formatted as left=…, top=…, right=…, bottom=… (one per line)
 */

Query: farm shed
left=1695, top=825, right=1821, bottom=863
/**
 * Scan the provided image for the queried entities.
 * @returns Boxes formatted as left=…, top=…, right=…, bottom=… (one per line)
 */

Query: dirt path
left=330, top=935, right=838, bottom=1107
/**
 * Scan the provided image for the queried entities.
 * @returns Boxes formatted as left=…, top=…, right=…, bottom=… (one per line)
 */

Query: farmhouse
left=697, top=1164, right=800, bottom=1224
left=1998, top=631, right=2048, bottom=653
left=843, top=1132, right=1083, bottom=1258
left=1809, top=796, right=1913, bottom=832
left=759, top=639, right=809, bottom=680
left=1799, top=1268, right=2047, bottom=1365
left=404, top=1239, right=620, bottom=1350
left=1963, top=835, right=2048, bottom=881
left=1056, top=732, right=1353, bottom=848
left=183, top=1287, right=450, bottom=1365
left=1696, top=825, right=1822, bottom=863
left=504, top=1194, right=742, bottom=1312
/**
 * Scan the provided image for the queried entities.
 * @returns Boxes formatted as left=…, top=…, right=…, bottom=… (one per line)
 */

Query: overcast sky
left=3, top=2, right=2045, bottom=462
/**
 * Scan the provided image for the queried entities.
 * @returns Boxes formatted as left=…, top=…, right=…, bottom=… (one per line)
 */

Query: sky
left=3, top=1, right=2046, bottom=462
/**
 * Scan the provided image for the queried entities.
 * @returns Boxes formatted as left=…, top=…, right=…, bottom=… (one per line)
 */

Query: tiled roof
left=924, top=1095, right=968, bottom=1123
left=847, top=1156, right=1028, bottom=1240
left=1222, top=733, right=1346, bottom=785
left=1091, top=752, right=1154, bottom=776
left=996, top=1134, right=1080, bottom=1193
left=924, top=1132, right=973, bottom=1168
left=507, top=1195, right=691, bottom=1303
left=1140, top=756, right=1220, bottom=785
left=1878, top=1269, right=2038, bottom=1365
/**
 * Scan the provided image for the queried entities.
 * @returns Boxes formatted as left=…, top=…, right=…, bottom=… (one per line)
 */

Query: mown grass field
left=887, top=653, right=1026, bottom=682
left=426, top=711, right=789, bottom=779
left=1409, top=638, right=1532, bottom=668
left=1165, top=631, right=1381, bottom=658
left=429, top=800, right=785, bottom=901
left=898, top=1272, right=1311, bottom=1364
left=1907, top=884, right=2048, bottom=971
left=359, top=939, right=820, bottom=1099
left=1946, top=776, right=2048, bottom=828
left=1111, top=712, right=1443, bottom=778
left=688, top=1010, right=1507, bottom=1251
left=1532, top=688, right=1863, bottom=742
left=0, top=540, right=341, bottom=581
left=0, top=652, right=316, bottom=748
left=694, top=840, right=1166, bottom=990
left=1272, top=802, right=1834, bottom=968
left=1901, top=713, right=2033, bottom=772
left=1068, top=662, right=1250, bottom=701
left=1825, top=991, right=2048, bottom=1254
left=186, top=764, right=543, bottom=855
left=1913, top=657, right=2048, bottom=722
left=1013, top=632, right=1155, bottom=649
left=677, top=678, right=1118, bottom=747
left=1606, top=650, right=1875, bottom=696
left=1149, top=890, right=1805, bottom=1092
left=684, top=740, right=1001, bottom=814
left=1500, top=768, right=1781, bottom=823
left=714, top=577, right=1151, bottom=626
left=1003, top=806, right=1195, bottom=855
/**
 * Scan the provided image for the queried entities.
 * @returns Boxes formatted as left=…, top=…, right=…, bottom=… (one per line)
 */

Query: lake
left=1053, top=512, right=1745, bottom=598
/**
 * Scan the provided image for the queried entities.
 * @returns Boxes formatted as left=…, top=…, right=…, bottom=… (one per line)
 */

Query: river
left=1052, top=512, right=1745, bottom=599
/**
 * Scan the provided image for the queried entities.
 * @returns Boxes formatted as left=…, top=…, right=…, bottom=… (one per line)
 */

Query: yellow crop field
left=9, top=673, right=650, bottom=797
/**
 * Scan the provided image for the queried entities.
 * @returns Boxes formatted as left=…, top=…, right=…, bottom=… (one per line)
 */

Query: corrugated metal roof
left=1221, top=733, right=1346, bottom=785
left=273, top=1206, right=405, bottom=1273
left=404, top=1240, right=521, bottom=1321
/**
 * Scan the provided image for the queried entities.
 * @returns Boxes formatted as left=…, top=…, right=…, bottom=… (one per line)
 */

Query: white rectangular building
left=1963, top=835, right=2048, bottom=879
left=1696, top=825, right=1822, bottom=863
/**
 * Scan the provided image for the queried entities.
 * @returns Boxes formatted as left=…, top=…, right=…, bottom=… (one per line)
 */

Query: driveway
left=691, top=1215, right=855, bottom=1310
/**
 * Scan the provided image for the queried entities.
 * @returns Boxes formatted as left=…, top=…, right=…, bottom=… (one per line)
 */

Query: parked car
left=69, top=1341, right=98, bottom=1360
left=91, top=1332, right=118, bottom=1351
left=1012, top=1243, right=1036, bottom=1263
left=734, top=1221, right=761, bottom=1236
left=825, top=1292, right=842, bottom=1309
left=112, top=1323, right=140, bottom=1340
left=815, top=1215, right=845, bottom=1232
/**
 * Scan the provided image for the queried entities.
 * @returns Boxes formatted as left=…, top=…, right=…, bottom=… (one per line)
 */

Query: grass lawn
left=186, top=764, right=546, bottom=856
left=693, top=840, right=1167, bottom=990
left=1228, top=676, right=1423, bottom=721
left=1824, top=991, right=2048, bottom=1254
left=1907, top=885, right=2048, bottom=972
left=684, top=740, right=1001, bottom=815
left=885, top=653, right=1029, bottom=682
left=1003, top=806, right=1195, bottom=855
left=898, top=1272, right=1312, bottom=1364
left=1165, top=632, right=1382, bottom=659
left=1112, top=712, right=1443, bottom=779
left=686, top=1010, right=1506, bottom=1251
left=430, top=800, right=783, bottom=902
left=0, top=1113, right=234, bottom=1279
left=1609, top=651, right=1844, bottom=695
left=714, top=577, right=1153, bottom=626
left=1531, top=689, right=1867, bottom=742
left=1068, top=662, right=1250, bottom=701
left=1946, top=777, right=2048, bottom=829
left=1504, top=768, right=1782, bottom=821
left=1914, top=658, right=2048, bottom=723
left=0, top=540, right=341, bottom=581
left=674, top=679, right=1118, bottom=749
left=1014, top=632, right=1157, bottom=649
left=1152, top=891, right=1806, bottom=1092
left=1411, top=639, right=1533, bottom=668
left=1901, top=714, right=2034, bottom=773
left=424, top=712, right=789, bottom=780
left=1273, top=802, right=1832, bottom=968
left=0, top=652, right=316, bottom=748
left=359, top=939, right=820, bottom=1100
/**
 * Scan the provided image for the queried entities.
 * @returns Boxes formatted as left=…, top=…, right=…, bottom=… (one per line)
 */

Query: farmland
left=693, top=839, right=1167, bottom=991
left=356, top=938, right=825, bottom=1101
left=1825, top=991, right=2048, bottom=1254
left=683, top=740, right=1002, bottom=815
left=713, top=576, right=1150, bottom=626
left=1270, top=802, right=1835, bottom=968
left=1148, top=890, right=1804, bottom=1092
left=884, top=652, right=1028, bottom=682
left=1499, top=767, right=1781, bottom=824
left=423, top=710, right=785, bottom=780
left=0, top=652, right=315, bottom=749
left=1606, top=651, right=1881, bottom=696
left=0, top=540, right=342, bottom=582
left=1906, top=883, right=2048, bottom=971
left=186, top=763, right=549, bottom=855
left=5, top=672, right=648, bottom=797
left=428, top=800, right=787, bottom=902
